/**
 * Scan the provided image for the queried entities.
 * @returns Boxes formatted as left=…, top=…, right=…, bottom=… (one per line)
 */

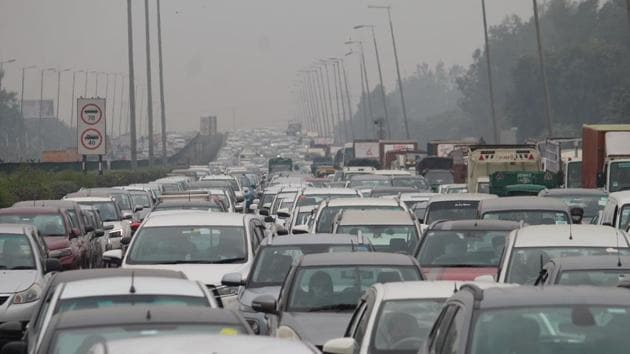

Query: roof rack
left=459, top=283, right=484, bottom=303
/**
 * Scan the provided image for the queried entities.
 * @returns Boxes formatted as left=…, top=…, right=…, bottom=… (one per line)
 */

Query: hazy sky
left=0, top=0, right=532, bottom=134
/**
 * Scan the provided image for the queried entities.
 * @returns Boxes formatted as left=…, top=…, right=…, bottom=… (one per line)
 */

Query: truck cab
left=599, top=157, right=630, bottom=193
left=467, top=145, right=542, bottom=193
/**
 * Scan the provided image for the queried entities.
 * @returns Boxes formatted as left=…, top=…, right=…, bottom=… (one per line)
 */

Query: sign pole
left=81, top=155, right=87, bottom=174
left=98, top=155, right=103, bottom=176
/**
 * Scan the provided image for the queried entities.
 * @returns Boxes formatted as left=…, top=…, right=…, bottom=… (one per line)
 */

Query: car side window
left=440, top=307, right=465, bottom=354
left=345, top=299, right=367, bottom=337
left=354, top=292, right=376, bottom=347
left=248, top=221, right=261, bottom=253
left=613, top=206, right=619, bottom=227
left=428, top=305, right=457, bottom=354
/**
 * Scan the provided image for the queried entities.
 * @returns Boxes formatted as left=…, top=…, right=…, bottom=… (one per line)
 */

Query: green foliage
left=0, top=168, right=168, bottom=208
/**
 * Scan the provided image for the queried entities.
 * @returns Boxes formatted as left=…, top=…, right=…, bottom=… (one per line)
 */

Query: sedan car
left=538, top=188, right=608, bottom=224
left=535, top=255, right=630, bottom=287
left=251, top=252, right=423, bottom=348
left=478, top=196, right=575, bottom=225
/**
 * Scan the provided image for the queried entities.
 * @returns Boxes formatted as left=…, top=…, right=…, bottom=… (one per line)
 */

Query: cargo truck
left=582, top=124, right=630, bottom=193
left=467, top=145, right=542, bottom=193
left=353, top=140, right=380, bottom=161
left=536, top=138, right=582, bottom=188
left=378, top=140, right=418, bottom=168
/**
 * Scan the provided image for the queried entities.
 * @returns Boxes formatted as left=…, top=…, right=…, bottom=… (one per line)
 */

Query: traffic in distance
left=2, top=125, right=630, bottom=354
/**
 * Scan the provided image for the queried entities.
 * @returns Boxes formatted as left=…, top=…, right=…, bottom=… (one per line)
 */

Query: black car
left=420, top=284, right=630, bottom=354
left=535, top=255, right=630, bottom=286
left=251, top=252, right=423, bottom=348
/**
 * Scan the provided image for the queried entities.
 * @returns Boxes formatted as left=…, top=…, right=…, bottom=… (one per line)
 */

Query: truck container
left=467, top=145, right=542, bottom=193
left=582, top=124, right=630, bottom=192
left=489, top=171, right=559, bottom=197
left=426, top=139, right=479, bottom=157
left=378, top=140, right=418, bottom=168
left=353, top=140, right=380, bottom=160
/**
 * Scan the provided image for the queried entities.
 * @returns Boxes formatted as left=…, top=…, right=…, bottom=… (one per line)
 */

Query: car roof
left=261, top=234, right=368, bottom=246
left=428, top=193, right=497, bottom=203
left=302, top=188, right=358, bottom=195
left=49, top=306, right=244, bottom=329
left=13, top=200, right=79, bottom=208
left=376, top=281, right=513, bottom=301
left=338, top=210, right=414, bottom=225
left=512, top=225, right=630, bottom=248
left=64, top=196, right=114, bottom=203
left=0, top=223, right=36, bottom=234
left=143, top=212, right=245, bottom=227
left=299, top=252, right=416, bottom=267
left=479, top=196, right=570, bottom=213
left=0, top=207, right=61, bottom=215
left=608, top=191, right=630, bottom=203
left=465, top=286, right=630, bottom=309
left=547, top=255, right=630, bottom=270
left=429, top=219, right=522, bottom=231
left=539, top=188, right=607, bottom=197
left=323, top=198, right=400, bottom=207
left=350, top=174, right=391, bottom=180
left=60, top=277, right=205, bottom=299
left=49, top=269, right=187, bottom=286
left=371, top=187, right=418, bottom=192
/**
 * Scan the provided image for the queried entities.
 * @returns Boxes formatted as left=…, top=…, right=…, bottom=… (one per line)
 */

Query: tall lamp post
left=481, top=0, right=500, bottom=143
left=532, top=0, right=553, bottom=138
left=368, top=5, right=410, bottom=139
left=345, top=40, right=373, bottom=138
left=20, top=65, right=37, bottom=117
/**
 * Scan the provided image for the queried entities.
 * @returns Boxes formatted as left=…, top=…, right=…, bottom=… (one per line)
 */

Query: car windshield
left=79, top=202, right=120, bottom=222
left=0, top=214, right=66, bottom=237
left=482, top=210, right=569, bottom=225
left=131, top=194, right=151, bottom=208
left=349, top=178, right=392, bottom=189
left=336, top=225, right=418, bottom=254
left=315, top=205, right=403, bottom=233
left=392, top=177, right=430, bottom=190
left=609, top=161, right=630, bottom=193
left=557, top=270, right=630, bottom=286
left=548, top=195, right=607, bottom=221
left=507, top=247, right=630, bottom=284
left=371, top=299, right=445, bottom=354
left=0, top=234, right=35, bottom=270
left=424, top=171, right=454, bottom=186
left=566, top=161, right=582, bottom=188
left=425, top=201, right=480, bottom=224
left=250, top=244, right=371, bottom=287
left=51, top=324, right=247, bottom=354
left=417, top=230, right=510, bottom=267
left=287, top=265, right=421, bottom=312
left=470, top=306, right=630, bottom=354
left=111, top=193, right=132, bottom=211
left=126, top=226, right=247, bottom=264
left=261, top=193, right=277, bottom=207
left=56, top=295, right=208, bottom=314
left=296, top=194, right=356, bottom=207
left=294, top=211, right=313, bottom=226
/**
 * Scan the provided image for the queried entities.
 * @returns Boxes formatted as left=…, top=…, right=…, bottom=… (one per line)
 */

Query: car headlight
left=109, top=229, right=123, bottom=238
left=50, top=248, right=72, bottom=258
left=216, top=285, right=239, bottom=297
left=277, top=325, right=300, bottom=340
left=12, top=284, right=41, bottom=305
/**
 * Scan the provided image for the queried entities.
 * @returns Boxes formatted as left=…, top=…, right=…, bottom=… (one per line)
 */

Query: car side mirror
left=235, top=202, right=244, bottom=213
left=95, top=229, right=105, bottom=237
left=122, top=212, right=133, bottom=220
left=276, top=227, right=289, bottom=236
left=258, top=208, right=270, bottom=216
left=235, top=191, right=245, bottom=203
left=323, top=338, right=357, bottom=354
left=570, top=207, right=584, bottom=224
left=85, top=225, right=95, bottom=233
left=69, top=228, right=81, bottom=239
left=596, top=172, right=605, bottom=188
left=120, top=236, right=132, bottom=245
left=251, top=295, right=277, bottom=315
left=264, top=216, right=275, bottom=223
left=0, top=341, right=27, bottom=354
left=44, top=258, right=62, bottom=274
left=104, top=224, right=115, bottom=231
left=221, top=272, right=245, bottom=287
left=277, top=209, right=291, bottom=219
left=292, top=225, right=310, bottom=234
left=102, top=249, right=123, bottom=267
left=134, top=205, right=144, bottom=213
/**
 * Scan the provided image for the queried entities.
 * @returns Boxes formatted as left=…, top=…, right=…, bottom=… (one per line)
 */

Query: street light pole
left=346, top=41, right=373, bottom=137
left=330, top=59, right=349, bottom=142
left=144, top=0, right=154, bottom=166
left=39, top=67, right=55, bottom=155
left=127, top=0, right=138, bottom=168
left=355, top=25, right=390, bottom=138
left=533, top=0, right=553, bottom=138
left=321, top=61, right=338, bottom=142
left=20, top=65, right=36, bottom=118
left=156, top=0, right=168, bottom=165
left=340, top=59, right=354, bottom=140
left=481, top=0, right=500, bottom=143
left=110, top=73, right=118, bottom=139
left=369, top=5, right=410, bottom=139
left=306, top=71, right=323, bottom=136
left=315, top=66, right=330, bottom=137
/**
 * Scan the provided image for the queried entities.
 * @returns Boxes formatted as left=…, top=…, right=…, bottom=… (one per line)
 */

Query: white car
left=63, top=196, right=132, bottom=250
left=324, top=281, right=513, bottom=354
left=437, top=183, right=468, bottom=194
left=311, top=197, right=407, bottom=234
left=108, top=212, right=264, bottom=308
left=498, top=224, right=630, bottom=284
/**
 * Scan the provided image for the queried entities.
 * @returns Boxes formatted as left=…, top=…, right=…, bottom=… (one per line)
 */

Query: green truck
left=489, top=171, right=560, bottom=197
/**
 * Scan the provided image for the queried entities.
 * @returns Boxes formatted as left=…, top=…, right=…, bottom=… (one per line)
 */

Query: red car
left=0, top=207, right=87, bottom=270
left=415, top=219, right=521, bottom=281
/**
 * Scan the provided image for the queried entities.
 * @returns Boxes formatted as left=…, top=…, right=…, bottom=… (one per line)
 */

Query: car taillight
left=130, top=222, right=141, bottom=231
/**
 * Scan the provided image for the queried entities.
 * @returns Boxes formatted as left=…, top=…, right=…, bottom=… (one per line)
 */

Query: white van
left=599, top=191, right=630, bottom=230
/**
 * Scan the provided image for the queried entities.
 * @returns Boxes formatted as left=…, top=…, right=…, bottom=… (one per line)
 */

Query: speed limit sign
left=77, top=98, right=106, bottom=155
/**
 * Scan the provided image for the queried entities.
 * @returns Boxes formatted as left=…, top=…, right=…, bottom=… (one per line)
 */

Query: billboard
left=22, top=100, right=54, bottom=119
left=77, top=98, right=107, bottom=155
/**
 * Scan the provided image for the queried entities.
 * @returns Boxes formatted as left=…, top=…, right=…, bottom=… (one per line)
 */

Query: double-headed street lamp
left=0, top=58, right=16, bottom=89
left=354, top=25, right=390, bottom=138
left=345, top=39, right=373, bottom=138
left=327, top=57, right=350, bottom=143
left=368, top=5, right=410, bottom=139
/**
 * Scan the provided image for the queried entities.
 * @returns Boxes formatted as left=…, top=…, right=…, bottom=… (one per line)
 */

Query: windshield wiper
left=210, top=257, right=246, bottom=264
left=307, top=304, right=356, bottom=312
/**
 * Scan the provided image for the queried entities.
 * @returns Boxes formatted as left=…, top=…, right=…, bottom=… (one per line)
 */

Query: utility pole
left=84, top=71, right=89, bottom=97
left=127, top=0, right=138, bottom=168
left=481, top=0, right=500, bottom=143
left=144, top=0, right=154, bottom=165
left=533, top=0, right=553, bottom=138
left=331, top=59, right=348, bottom=142
left=340, top=60, right=354, bottom=140
left=306, top=72, right=323, bottom=136
left=118, top=77, right=126, bottom=137
left=358, top=42, right=375, bottom=138
left=157, top=0, right=167, bottom=165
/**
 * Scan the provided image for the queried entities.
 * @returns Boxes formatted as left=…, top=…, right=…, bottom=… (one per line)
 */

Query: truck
left=378, top=140, right=418, bottom=169
left=489, top=171, right=560, bottom=197
left=582, top=124, right=630, bottom=192
left=386, top=150, right=427, bottom=170
left=426, top=139, right=476, bottom=183
left=536, top=138, right=582, bottom=188
left=467, top=145, right=542, bottom=194
left=353, top=140, right=380, bottom=161
left=268, top=157, right=293, bottom=175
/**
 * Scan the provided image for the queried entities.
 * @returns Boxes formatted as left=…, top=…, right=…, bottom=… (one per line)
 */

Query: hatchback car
left=498, top=224, right=630, bottom=284
left=478, top=196, right=575, bottom=225
left=422, top=193, right=497, bottom=227
left=420, top=285, right=630, bottom=354
left=252, top=252, right=423, bottom=348
left=535, top=255, right=630, bottom=287
left=311, top=198, right=406, bottom=234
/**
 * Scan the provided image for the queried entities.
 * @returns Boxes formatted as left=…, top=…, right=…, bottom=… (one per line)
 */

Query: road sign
left=77, top=98, right=106, bottom=155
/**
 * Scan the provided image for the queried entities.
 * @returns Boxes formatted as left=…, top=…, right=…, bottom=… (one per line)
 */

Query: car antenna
left=568, top=222, right=573, bottom=240
left=146, top=309, right=152, bottom=320
left=453, top=282, right=458, bottom=293
left=129, top=271, right=136, bottom=294
left=616, top=229, right=623, bottom=267
left=350, top=238, right=356, bottom=252
left=539, top=254, right=544, bottom=273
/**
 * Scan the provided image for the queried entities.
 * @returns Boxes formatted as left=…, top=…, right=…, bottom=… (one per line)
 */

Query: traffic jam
left=2, top=124, right=630, bottom=354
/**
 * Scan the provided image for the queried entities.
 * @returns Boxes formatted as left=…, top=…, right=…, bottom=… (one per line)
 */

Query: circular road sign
left=80, top=128, right=103, bottom=150
left=80, top=103, right=103, bottom=125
